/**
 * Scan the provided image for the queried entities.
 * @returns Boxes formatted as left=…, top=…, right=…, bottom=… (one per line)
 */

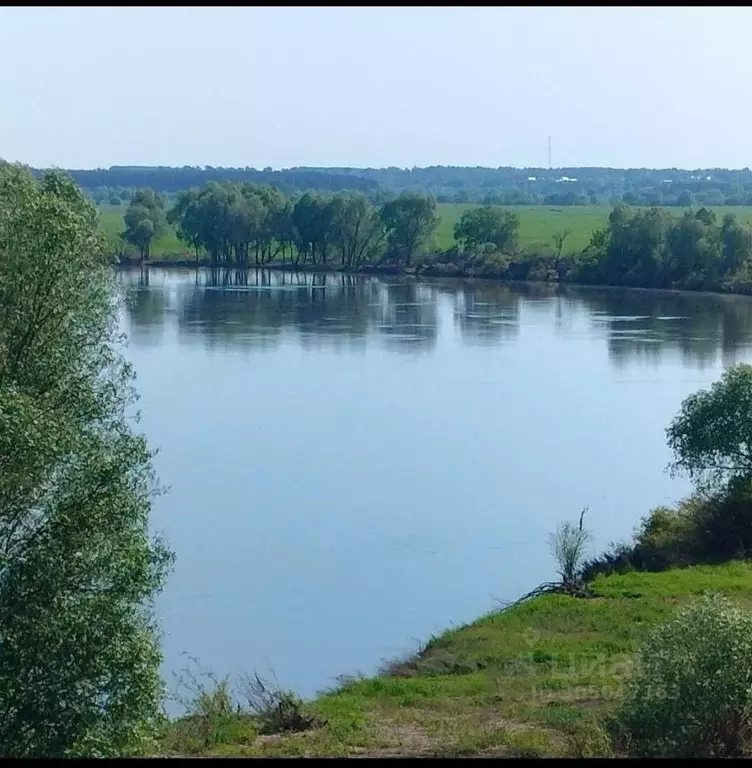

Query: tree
left=0, top=165, right=172, bottom=756
left=291, top=192, right=337, bottom=265
left=666, top=363, right=752, bottom=491
left=123, top=188, right=166, bottom=263
left=329, top=192, right=386, bottom=268
left=665, top=209, right=721, bottom=289
left=453, top=206, right=520, bottom=252
left=379, top=192, right=438, bottom=266
left=249, top=185, right=286, bottom=265
left=271, top=200, right=296, bottom=264
left=720, top=214, right=752, bottom=278
left=168, top=188, right=203, bottom=261
left=552, top=228, right=571, bottom=260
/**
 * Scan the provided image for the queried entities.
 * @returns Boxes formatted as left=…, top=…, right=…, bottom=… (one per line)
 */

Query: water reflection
left=122, top=269, right=173, bottom=346
left=117, top=267, right=752, bottom=367
left=567, top=287, right=752, bottom=370
left=448, top=283, right=521, bottom=346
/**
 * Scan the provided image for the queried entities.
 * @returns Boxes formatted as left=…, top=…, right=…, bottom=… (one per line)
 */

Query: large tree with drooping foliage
left=453, top=205, right=520, bottom=252
left=379, top=192, right=438, bottom=266
left=0, top=164, right=173, bottom=756
left=123, top=188, right=167, bottom=263
left=666, top=363, right=752, bottom=492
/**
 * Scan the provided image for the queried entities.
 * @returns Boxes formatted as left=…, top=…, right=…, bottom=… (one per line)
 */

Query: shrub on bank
left=582, top=478, right=752, bottom=581
left=615, top=594, right=752, bottom=757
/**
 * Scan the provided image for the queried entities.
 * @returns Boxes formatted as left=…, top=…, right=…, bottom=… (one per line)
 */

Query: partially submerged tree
left=0, top=165, right=172, bottom=756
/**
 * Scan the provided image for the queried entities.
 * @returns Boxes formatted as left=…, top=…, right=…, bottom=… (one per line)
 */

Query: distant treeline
left=34, top=164, right=752, bottom=207
left=119, top=181, right=752, bottom=294
left=54, top=166, right=380, bottom=198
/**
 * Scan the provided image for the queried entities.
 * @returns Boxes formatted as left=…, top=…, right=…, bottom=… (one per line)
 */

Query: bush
left=238, top=673, right=320, bottom=735
left=615, top=594, right=752, bottom=757
left=166, top=661, right=255, bottom=754
left=563, top=718, right=613, bottom=758
left=692, top=477, right=752, bottom=561
left=549, top=508, right=591, bottom=589
left=582, top=479, right=752, bottom=581
left=581, top=503, right=697, bottom=580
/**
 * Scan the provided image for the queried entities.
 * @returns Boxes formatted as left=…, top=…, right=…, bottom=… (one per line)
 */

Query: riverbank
left=157, top=561, right=752, bottom=757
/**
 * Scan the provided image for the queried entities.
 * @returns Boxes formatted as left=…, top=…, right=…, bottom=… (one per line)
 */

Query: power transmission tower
left=548, top=136, right=552, bottom=170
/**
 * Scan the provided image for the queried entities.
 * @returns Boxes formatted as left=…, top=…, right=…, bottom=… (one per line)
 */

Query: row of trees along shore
left=121, top=183, right=752, bottom=294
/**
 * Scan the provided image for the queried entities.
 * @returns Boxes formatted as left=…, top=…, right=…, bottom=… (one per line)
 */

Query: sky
left=1, top=6, right=751, bottom=171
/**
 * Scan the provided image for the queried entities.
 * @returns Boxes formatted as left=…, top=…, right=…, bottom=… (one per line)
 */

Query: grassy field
left=436, top=203, right=752, bottom=253
left=159, top=561, right=752, bottom=757
left=100, top=202, right=752, bottom=262
left=434, top=203, right=617, bottom=252
left=98, top=203, right=185, bottom=258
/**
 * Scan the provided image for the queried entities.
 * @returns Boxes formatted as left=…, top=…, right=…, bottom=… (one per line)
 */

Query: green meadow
left=98, top=203, right=185, bottom=258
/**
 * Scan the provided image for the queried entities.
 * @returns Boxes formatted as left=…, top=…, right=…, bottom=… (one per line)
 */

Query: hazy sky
left=2, top=6, right=751, bottom=170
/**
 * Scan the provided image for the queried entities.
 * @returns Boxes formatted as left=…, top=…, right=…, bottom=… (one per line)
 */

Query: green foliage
left=583, top=478, right=752, bottom=582
left=164, top=663, right=320, bottom=756
left=103, top=197, right=752, bottom=295
left=584, top=364, right=752, bottom=581
left=166, top=661, right=256, bottom=755
left=123, top=188, right=167, bottom=261
left=453, top=205, right=520, bottom=252
left=379, top=192, right=438, bottom=265
left=582, top=503, right=698, bottom=581
left=581, top=204, right=752, bottom=291
left=329, top=191, right=387, bottom=268
left=291, top=191, right=337, bottom=266
left=167, top=188, right=203, bottom=260
left=667, top=363, right=752, bottom=491
left=563, top=717, right=613, bottom=758
left=0, top=165, right=172, bottom=756
left=616, top=594, right=752, bottom=757
left=691, top=477, right=752, bottom=560
left=165, top=183, right=402, bottom=269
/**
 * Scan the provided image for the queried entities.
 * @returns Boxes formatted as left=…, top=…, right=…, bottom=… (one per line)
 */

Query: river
left=116, top=266, right=752, bottom=704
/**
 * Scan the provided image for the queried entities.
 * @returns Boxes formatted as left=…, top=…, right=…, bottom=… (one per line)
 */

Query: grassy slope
left=160, top=561, right=752, bottom=757
left=101, top=203, right=752, bottom=262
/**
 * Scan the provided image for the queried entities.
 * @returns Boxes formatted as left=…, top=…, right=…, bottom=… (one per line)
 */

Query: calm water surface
left=117, top=267, right=752, bottom=702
